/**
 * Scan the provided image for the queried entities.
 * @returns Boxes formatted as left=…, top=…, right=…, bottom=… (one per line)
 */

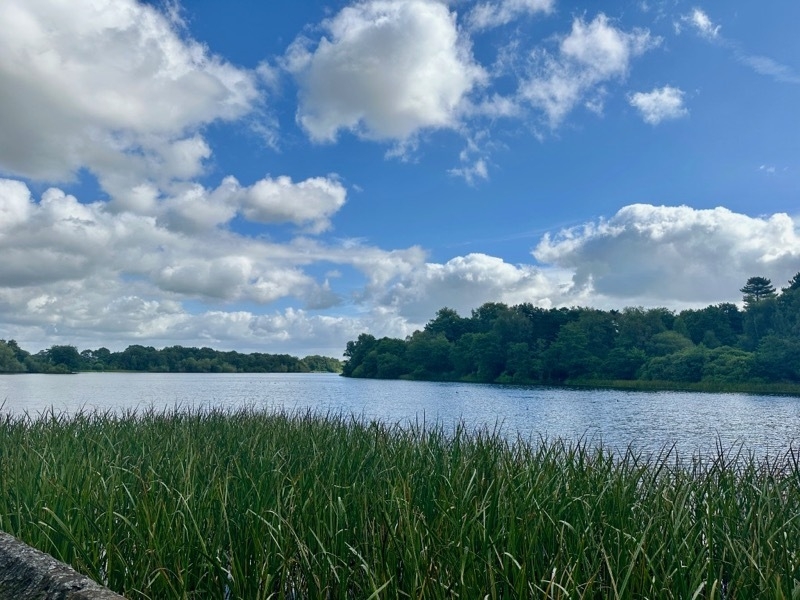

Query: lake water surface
left=2, top=372, right=799, bottom=458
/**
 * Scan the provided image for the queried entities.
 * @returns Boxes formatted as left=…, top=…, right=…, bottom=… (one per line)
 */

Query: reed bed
left=0, top=407, right=798, bottom=598
left=571, top=379, right=800, bottom=397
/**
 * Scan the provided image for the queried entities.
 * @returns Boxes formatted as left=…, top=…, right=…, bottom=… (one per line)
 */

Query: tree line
left=342, top=274, right=800, bottom=386
left=0, top=341, right=342, bottom=374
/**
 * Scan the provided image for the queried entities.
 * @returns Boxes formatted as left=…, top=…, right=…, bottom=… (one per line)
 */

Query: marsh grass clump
left=0, top=407, right=798, bottom=598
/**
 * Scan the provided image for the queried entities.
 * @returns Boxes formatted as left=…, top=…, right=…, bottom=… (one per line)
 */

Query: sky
left=0, top=0, right=798, bottom=358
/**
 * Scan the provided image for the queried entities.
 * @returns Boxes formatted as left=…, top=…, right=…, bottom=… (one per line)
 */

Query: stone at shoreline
left=0, top=531, right=125, bottom=599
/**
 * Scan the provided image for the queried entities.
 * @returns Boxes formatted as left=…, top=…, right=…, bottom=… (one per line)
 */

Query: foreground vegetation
left=1, top=409, right=799, bottom=598
left=343, top=274, right=800, bottom=388
left=0, top=339, right=341, bottom=374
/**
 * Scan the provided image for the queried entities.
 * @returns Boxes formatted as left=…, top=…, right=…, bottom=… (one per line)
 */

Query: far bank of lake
left=2, top=372, right=798, bottom=458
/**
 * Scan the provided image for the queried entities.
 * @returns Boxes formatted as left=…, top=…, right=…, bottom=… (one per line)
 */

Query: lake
left=1, top=372, right=799, bottom=458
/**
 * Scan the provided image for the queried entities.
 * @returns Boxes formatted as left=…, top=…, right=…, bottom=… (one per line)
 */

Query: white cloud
left=682, top=8, right=720, bottom=39
left=375, top=253, right=574, bottom=323
left=125, top=173, right=348, bottom=235
left=736, top=54, right=800, bottom=85
left=1, top=3, right=797, bottom=358
left=584, top=87, right=609, bottom=115
left=448, top=159, right=489, bottom=185
left=0, top=179, right=351, bottom=298
left=677, top=8, right=799, bottom=85
left=0, top=0, right=259, bottom=184
left=0, top=178, right=428, bottom=355
left=463, top=94, right=522, bottom=120
left=520, top=14, right=658, bottom=127
left=0, top=186, right=154, bottom=288
left=533, top=204, right=800, bottom=305
left=0, top=179, right=33, bottom=231
left=155, top=258, right=314, bottom=303
left=467, top=0, right=554, bottom=31
left=0, top=277, right=366, bottom=356
left=629, top=86, right=688, bottom=124
left=446, top=129, right=497, bottom=182
left=5, top=174, right=800, bottom=355
left=242, top=176, right=347, bottom=234
left=285, top=0, right=486, bottom=142
left=153, top=136, right=214, bottom=181
left=159, top=180, right=239, bottom=233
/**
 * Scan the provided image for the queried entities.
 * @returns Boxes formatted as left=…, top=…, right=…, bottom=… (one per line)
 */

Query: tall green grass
left=570, top=379, right=800, bottom=396
left=0, top=407, right=798, bottom=598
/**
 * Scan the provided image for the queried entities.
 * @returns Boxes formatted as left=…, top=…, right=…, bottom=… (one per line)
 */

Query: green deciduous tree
left=0, top=340, right=26, bottom=373
left=424, top=307, right=470, bottom=342
left=406, top=331, right=452, bottom=377
left=676, top=304, right=742, bottom=347
left=602, top=347, right=648, bottom=380
left=751, top=335, right=800, bottom=382
left=116, top=345, right=165, bottom=371
left=301, top=355, right=343, bottom=373
left=615, top=307, right=670, bottom=349
left=501, top=342, right=540, bottom=383
left=701, top=347, right=754, bottom=383
left=543, top=310, right=616, bottom=382
left=640, top=347, right=709, bottom=382
left=342, top=334, right=377, bottom=377
left=46, top=345, right=82, bottom=371
left=644, top=331, right=694, bottom=357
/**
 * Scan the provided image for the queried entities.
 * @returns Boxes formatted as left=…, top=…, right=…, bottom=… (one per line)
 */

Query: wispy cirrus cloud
left=678, top=7, right=800, bottom=85
left=467, top=0, right=554, bottom=31
left=679, top=7, right=720, bottom=39
left=734, top=53, right=800, bottom=84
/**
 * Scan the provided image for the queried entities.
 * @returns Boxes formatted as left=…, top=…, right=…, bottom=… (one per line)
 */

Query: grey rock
left=0, top=532, right=125, bottom=599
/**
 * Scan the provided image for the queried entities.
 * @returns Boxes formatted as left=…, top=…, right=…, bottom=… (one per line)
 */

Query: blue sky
left=0, top=0, right=798, bottom=357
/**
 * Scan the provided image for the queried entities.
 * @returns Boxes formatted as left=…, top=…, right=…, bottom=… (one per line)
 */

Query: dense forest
left=0, top=341, right=341, bottom=374
left=342, top=274, right=800, bottom=387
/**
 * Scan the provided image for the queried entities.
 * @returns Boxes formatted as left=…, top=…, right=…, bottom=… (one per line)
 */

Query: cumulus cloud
left=5, top=175, right=800, bottom=355
left=629, top=86, right=688, bottom=124
left=0, top=0, right=259, bottom=184
left=520, top=14, right=658, bottom=127
left=0, top=179, right=33, bottom=231
left=533, top=204, right=800, bottom=305
left=3, top=3, right=797, bottom=358
left=0, top=179, right=380, bottom=308
left=0, top=178, right=428, bottom=355
left=467, top=0, right=554, bottom=31
left=375, top=253, right=575, bottom=323
left=0, top=186, right=156, bottom=288
left=158, top=180, right=239, bottom=233
left=148, top=174, right=349, bottom=235
left=0, top=276, right=367, bottom=356
left=285, top=0, right=486, bottom=142
left=242, top=176, right=347, bottom=234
